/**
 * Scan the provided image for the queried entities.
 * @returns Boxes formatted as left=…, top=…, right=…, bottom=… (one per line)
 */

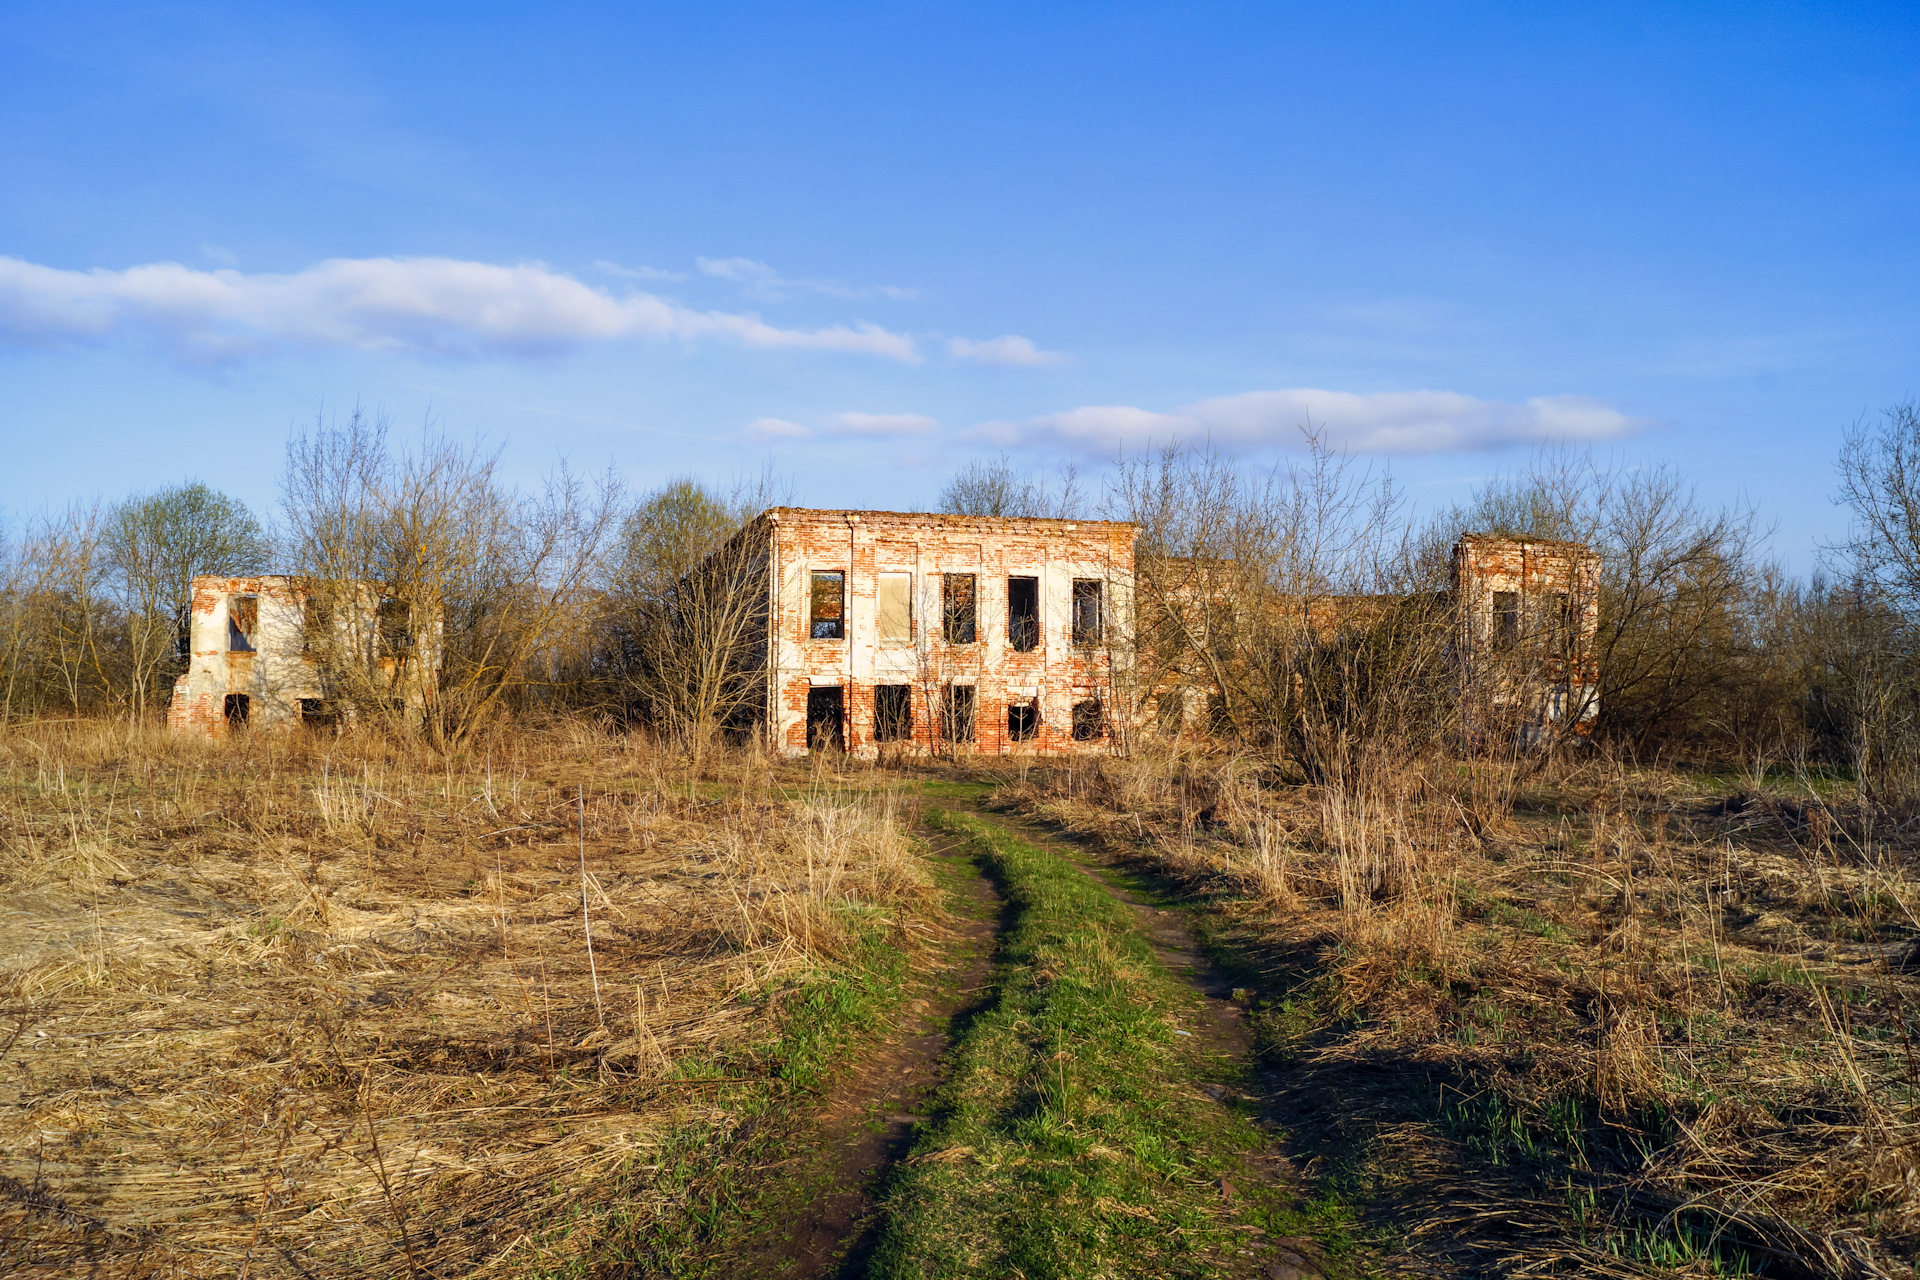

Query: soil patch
left=727, top=827, right=1004, bottom=1278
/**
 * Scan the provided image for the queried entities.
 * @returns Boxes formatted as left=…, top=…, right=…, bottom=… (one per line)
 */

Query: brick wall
left=1453, top=534, right=1602, bottom=736
left=760, top=508, right=1137, bottom=757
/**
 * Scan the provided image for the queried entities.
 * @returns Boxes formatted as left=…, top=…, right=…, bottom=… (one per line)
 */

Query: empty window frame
left=942, top=684, right=977, bottom=742
left=1493, top=591, right=1520, bottom=650
left=1207, top=691, right=1232, bottom=735
left=942, top=573, right=977, bottom=644
left=223, top=693, right=251, bottom=728
left=1071, top=698, right=1105, bottom=742
left=806, top=685, right=845, bottom=752
left=1205, top=601, right=1236, bottom=661
left=878, top=572, right=913, bottom=642
left=874, top=684, right=913, bottom=742
left=299, top=697, right=337, bottom=728
left=301, top=595, right=330, bottom=654
left=1008, top=697, right=1040, bottom=742
left=1007, top=576, right=1040, bottom=652
left=378, top=597, right=414, bottom=656
left=1156, top=690, right=1185, bottom=736
left=1071, top=578, right=1103, bottom=645
left=228, top=596, right=257, bottom=653
left=810, top=571, right=846, bottom=640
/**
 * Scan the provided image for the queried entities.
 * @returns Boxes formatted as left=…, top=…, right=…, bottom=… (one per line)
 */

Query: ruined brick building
left=167, top=575, right=434, bottom=737
left=747, top=510, right=1599, bottom=758
left=752, top=508, right=1135, bottom=756
left=1452, top=533, right=1602, bottom=741
left=166, top=516, right=1599, bottom=755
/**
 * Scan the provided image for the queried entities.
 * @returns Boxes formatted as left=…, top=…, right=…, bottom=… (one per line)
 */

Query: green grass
left=865, top=810, right=1318, bottom=1280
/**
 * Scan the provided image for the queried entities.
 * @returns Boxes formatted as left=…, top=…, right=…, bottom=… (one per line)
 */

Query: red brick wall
left=764, top=509, right=1136, bottom=756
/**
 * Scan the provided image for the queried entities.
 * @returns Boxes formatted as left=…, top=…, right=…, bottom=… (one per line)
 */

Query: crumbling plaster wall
left=167, top=576, right=324, bottom=737
left=1453, top=534, right=1602, bottom=731
left=763, top=509, right=1136, bottom=757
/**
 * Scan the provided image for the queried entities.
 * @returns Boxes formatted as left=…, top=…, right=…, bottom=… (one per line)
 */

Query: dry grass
left=0, top=718, right=933, bottom=1278
left=986, top=749, right=1920, bottom=1277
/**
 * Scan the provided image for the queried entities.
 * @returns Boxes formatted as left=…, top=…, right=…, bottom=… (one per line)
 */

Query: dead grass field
left=988, top=751, right=1920, bottom=1278
left=0, top=720, right=935, bottom=1278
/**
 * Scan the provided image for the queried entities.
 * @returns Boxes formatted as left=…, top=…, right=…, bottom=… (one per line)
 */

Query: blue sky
left=2, top=1, right=1916, bottom=567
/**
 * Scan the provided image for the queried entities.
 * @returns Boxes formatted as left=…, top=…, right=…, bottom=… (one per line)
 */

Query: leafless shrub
left=596, top=473, right=784, bottom=761
left=281, top=409, right=621, bottom=751
left=1108, top=434, right=1456, bottom=785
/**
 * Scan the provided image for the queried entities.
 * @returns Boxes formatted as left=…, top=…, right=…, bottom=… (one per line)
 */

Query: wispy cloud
left=740, top=416, right=812, bottom=441
left=824, top=411, right=940, bottom=437
left=590, top=259, right=690, bottom=282
left=947, top=334, right=1065, bottom=367
left=0, top=255, right=922, bottom=365
left=696, top=257, right=916, bottom=302
left=984, top=388, right=1652, bottom=454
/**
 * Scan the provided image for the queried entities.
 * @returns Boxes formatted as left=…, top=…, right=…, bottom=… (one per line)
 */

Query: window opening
left=942, top=684, right=976, bottom=743
left=1206, top=601, right=1235, bottom=660
left=1007, top=697, right=1040, bottom=742
left=299, top=698, right=337, bottom=728
left=228, top=596, right=257, bottom=653
left=1071, top=579, right=1103, bottom=645
left=810, top=571, right=846, bottom=640
left=378, top=597, right=414, bottom=656
left=806, top=686, right=845, bottom=752
left=874, top=684, right=913, bottom=742
left=1207, top=692, right=1231, bottom=735
left=1157, top=690, right=1185, bottom=736
left=301, top=595, right=331, bottom=654
left=1542, top=591, right=1572, bottom=650
left=877, top=572, right=912, bottom=642
left=942, top=574, right=977, bottom=644
left=1071, top=698, right=1104, bottom=741
left=1008, top=576, right=1040, bottom=652
left=1493, top=591, right=1520, bottom=650
left=223, top=693, right=251, bottom=729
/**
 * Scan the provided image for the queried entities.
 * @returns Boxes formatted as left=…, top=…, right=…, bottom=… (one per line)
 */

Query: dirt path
left=963, top=806, right=1258, bottom=1059
left=731, top=827, right=1003, bottom=1278
left=727, top=798, right=1329, bottom=1280
left=955, top=804, right=1335, bottom=1280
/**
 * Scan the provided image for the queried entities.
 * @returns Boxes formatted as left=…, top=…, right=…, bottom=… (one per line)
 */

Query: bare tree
left=940, top=453, right=1081, bottom=518
left=1428, top=449, right=1762, bottom=753
left=1834, top=401, right=1920, bottom=618
left=600, top=473, right=784, bottom=759
left=1823, top=402, right=1920, bottom=806
left=1109, top=435, right=1447, bottom=783
left=0, top=503, right=118, bottom=718
left=282, top=409, right=621, bottom=750
left=104, top=483, right=271, bottom=719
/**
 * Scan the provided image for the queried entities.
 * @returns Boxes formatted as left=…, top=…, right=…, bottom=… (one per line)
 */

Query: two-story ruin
left=167, top=575, right=434, bottom=737
left=1453, top=533, right=1602, bottom=741
left=753, top=508, right=1135, bottom=756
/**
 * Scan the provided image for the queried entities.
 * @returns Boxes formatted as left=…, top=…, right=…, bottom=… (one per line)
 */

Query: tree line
left=5, top=405, right=1920, bottom=801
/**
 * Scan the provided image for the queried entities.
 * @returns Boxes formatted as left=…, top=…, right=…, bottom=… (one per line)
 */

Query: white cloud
left=696, top=256, right=916, bottom=302
left=740, top=416, right=811, bottom=441
left=947, top=334, right=1065, bottom=367
left=823, top=412, right=940, bottom=437
left=0, top=255, right=921, bottom=365
left=993, top=388, right=1650, bottom=455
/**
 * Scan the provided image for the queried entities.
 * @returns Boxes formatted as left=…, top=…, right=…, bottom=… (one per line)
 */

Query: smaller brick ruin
left=1454, top=534, right=1602, bottom=741
left=167, top=576, right=433, bottom=738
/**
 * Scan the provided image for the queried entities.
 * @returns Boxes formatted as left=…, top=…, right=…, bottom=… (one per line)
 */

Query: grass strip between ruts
left=865, top=809, right=1295, bottom=1280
